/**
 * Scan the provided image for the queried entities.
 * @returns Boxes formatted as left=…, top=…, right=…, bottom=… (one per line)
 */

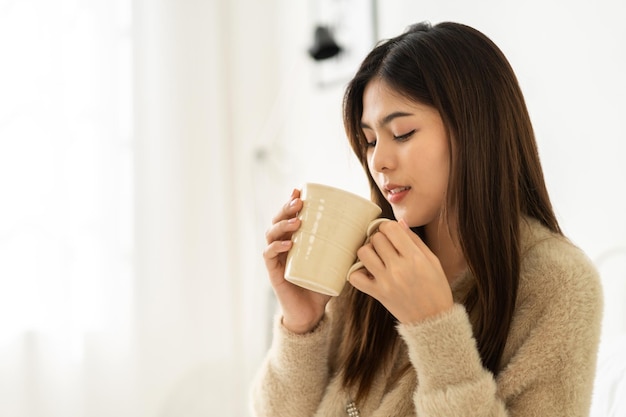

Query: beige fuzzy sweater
left=251, top=218, right=603, bottom=416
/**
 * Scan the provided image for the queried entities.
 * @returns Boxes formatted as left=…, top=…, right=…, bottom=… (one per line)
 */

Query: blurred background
left=0, top=0, right=624, bottom=416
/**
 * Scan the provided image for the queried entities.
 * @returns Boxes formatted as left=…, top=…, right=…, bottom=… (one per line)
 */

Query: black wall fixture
left=308, top=25, right=342, bottom=61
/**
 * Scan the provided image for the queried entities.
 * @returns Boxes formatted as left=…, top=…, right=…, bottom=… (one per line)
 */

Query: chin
left=392, top=209, right=434, bottom=229
left=392, top=211, right=419, bottom=228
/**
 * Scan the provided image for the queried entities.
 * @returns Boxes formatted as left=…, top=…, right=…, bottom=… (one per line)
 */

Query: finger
left=270, top=188, right=302, bottom=224
left=265, top=217, right=301, bottom=244
left=356, top=244, right=386, bottom=275
left=378, top=219, right=430, bottom=259
left=271, top=196, right=303, bottom=224
left=368, top=230, right=398, bottom=262
left=262, top=239, right=293, bottom=263
left=348, top=268, right=377, bottom=297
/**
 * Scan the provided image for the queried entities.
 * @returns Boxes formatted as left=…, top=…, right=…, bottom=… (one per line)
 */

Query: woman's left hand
left=348, top=219, right=454, bottom=324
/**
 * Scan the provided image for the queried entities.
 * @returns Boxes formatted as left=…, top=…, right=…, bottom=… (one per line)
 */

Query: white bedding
left=590, top=247, right=626, bottom=417
left=591, top=336, right=626, bottom=417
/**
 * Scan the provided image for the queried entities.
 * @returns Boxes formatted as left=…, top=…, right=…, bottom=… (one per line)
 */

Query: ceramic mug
left=284, top=183, right=385, bottom=296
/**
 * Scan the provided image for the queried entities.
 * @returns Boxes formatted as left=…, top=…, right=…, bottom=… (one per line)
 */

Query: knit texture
left=250, top=217, right=603, bottom=416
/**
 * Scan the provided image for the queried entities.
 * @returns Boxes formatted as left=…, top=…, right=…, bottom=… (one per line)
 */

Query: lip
left=384, top=183, right=411, bottom=204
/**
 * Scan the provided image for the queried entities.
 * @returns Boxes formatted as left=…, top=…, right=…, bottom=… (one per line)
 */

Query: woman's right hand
left=263, top=188, right=331, bottom=334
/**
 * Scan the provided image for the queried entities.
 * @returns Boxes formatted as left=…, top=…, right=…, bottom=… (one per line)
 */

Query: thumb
left=348, top=268, right=377, bottom=297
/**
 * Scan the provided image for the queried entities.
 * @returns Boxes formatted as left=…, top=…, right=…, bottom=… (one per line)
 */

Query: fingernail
left=289, top=198, right=298, bottom=207
left=290, top=188, right=297, bottom=198
left=288, top=217, right=297, bottom=223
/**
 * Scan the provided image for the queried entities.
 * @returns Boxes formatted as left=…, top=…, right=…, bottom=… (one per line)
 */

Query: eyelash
left=394, top=130, right=416, bottom=141
left=365, top=130, right=416, bottom=147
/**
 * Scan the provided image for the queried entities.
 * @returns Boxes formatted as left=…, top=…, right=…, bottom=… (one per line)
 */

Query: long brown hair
left=340, top=21, right=561, bottom=402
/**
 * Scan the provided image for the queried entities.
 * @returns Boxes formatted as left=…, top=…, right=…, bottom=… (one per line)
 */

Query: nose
left=368, top=139, right=396, bottom=173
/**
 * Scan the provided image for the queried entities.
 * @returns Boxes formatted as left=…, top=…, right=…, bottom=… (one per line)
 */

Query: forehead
left=361, top=78, right=437, bottom=125
left=363, top=79, right=405, bottom=109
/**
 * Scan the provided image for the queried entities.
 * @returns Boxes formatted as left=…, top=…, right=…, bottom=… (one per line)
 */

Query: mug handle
left=346, top=218, right=391, bottom=280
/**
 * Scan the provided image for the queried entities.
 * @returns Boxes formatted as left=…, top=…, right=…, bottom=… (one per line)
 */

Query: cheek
left=436, top=165, right=452, bottom=209
left=433, top=157, right=451, bottom=196
left=431, top=140, right=451, bottom=187
left=366, top=153, right=378, bottom=181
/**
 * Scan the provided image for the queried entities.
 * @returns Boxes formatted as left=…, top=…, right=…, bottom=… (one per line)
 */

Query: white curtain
left=132, top=0, right=241, bottom=415
left=0, top=0, right=135, bottom=416
left=0, top=0, right=284, bottom=415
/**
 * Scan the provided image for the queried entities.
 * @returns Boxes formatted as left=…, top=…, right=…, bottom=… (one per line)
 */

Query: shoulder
left=518, top=216, right=601, bottom=303
left=512, top=217, right=603, bottom=354
left=497, top=218, right=604, bottom=414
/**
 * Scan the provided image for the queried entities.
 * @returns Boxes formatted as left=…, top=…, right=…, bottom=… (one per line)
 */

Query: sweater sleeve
left=250, top=313, right=332, bottom=417
left=396, top=238, right=603, bottom=417
left=397, top=305, right=508, bottom=416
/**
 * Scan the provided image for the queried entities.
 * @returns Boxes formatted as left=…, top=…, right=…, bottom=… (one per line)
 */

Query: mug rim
left=301, top=182, right=381, bottom=213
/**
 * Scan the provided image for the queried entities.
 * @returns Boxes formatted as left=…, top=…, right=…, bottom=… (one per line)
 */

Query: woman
left=252, top=21, right=602, bottom=416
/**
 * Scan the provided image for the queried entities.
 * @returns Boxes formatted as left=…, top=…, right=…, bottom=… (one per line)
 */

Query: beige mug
left=284, top=183, right=385, bottom=296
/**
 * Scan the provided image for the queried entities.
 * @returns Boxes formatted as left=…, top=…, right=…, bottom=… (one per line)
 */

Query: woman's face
left=361, top=78, right=451, bottom=228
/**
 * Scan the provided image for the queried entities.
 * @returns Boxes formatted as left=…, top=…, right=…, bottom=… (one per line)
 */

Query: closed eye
left=394, top=130, right=416, bottom=141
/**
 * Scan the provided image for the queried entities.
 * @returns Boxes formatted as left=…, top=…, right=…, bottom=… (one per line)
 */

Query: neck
left=423, top=217, right=467, bottom=285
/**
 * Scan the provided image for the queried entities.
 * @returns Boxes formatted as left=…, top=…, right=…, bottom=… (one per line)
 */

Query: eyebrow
left=360, top=111, right=413, bottom=129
